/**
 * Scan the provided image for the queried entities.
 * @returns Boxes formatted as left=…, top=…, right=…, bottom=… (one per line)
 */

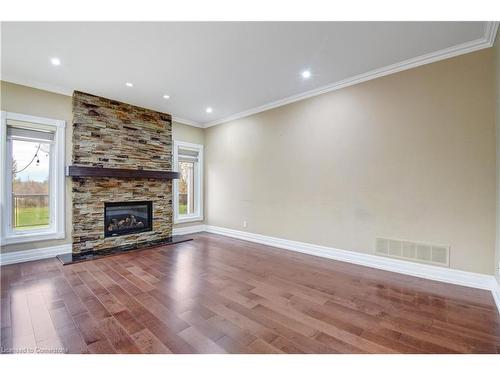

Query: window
left=173, top=141, right=203, bottom=223
left=1, top=112, right=65, bottom=245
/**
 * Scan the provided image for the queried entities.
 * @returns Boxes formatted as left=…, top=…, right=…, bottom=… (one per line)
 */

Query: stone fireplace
left=70, top=91, right=175, bottom=254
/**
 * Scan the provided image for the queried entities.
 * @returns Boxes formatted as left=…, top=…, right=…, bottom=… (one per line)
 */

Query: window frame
left=0, top=111, right=66, bottom=245
left=173, top=140, right=204, bottom=224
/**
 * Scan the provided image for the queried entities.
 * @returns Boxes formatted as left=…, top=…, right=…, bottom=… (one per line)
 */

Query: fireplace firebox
left=104, top=201, right=152, bottom=237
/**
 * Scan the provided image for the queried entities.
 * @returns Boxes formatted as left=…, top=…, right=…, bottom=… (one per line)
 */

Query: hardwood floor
left=1, top=232, right=499, bottom=354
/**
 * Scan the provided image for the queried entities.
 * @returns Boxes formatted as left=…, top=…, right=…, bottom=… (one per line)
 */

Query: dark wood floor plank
left=87, top=337, right=117, bottom=354
left=113, top=309, right=144, bottom=335
left=179, top=309, right=226, bottom=343
left=9, top=288, right=36, bottom=345
left=55, top=326, right=89, bottom=354
left=1, top=296, right=12, bottom=329
left=230, top=301, right=337, bottom=353
left=27, top=291, right=60, bottom=345
left=246, top=338, right=284, bottom=354
left=144, top=319, right=197, bottom=353
left=134, top=292, right=189, bottom=333
left=205, top=315, right=258, bottom=346
left=72, top=311, right=104, bottom=345
left=59, top=290, right=87, bottom=317
left=96, top=317, right=141, bottom=354
left=1, top=232, right=499, bottom=353
left=178, top=326, right=227, bottom=354
left=105, top=259, right=156, bottom=293
left=215, top=334, right=255, bottom=354
left=197, top=292, right=279, bottom=345
left=130, top=328, right=172, bottom=354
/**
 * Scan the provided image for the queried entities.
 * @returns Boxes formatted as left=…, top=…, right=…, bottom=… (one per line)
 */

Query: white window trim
left=173, top=140, right=204, bottom=224
left=0, top=111, right=66, bottom=245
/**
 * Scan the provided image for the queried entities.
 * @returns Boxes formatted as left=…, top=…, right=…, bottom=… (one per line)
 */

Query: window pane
left=11, top=139, right=51, bottom=230
left=178, top=160, right=195, bottom=215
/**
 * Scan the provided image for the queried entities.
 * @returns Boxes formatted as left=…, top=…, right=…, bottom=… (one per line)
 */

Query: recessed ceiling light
left=125, top=82, right=133, bottom=87
left=50, top=57, right=61, bottom=66
left=163, top=95, right=170, bottom=100
left=206, top=107, right=213, bottom=113
left=301, top=70, right=311, bottom=79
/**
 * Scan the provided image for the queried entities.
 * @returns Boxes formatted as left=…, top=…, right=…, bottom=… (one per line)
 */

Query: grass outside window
left=14, top=206, right=49, bottom=229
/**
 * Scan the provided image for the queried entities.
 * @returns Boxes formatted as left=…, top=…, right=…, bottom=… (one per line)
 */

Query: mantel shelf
left=67, top=166, right=180, bottom=180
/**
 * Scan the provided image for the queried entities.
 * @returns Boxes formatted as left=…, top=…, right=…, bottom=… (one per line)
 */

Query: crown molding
left=172, top=116, right=203, bottom=128
left=484, top=21, right=499, bottom=45
left=1, top=76, right=73, bottom=96
left=203, top=21, right=499, bottom=128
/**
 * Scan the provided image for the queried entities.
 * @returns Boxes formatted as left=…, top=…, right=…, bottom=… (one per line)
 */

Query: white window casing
left=0, top=111, right=66, bottom=245
left=173, top=140, right=204, bottom=224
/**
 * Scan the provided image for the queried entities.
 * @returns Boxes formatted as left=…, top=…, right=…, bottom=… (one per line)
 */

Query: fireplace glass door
left=104, top=201, right=152, bottom=237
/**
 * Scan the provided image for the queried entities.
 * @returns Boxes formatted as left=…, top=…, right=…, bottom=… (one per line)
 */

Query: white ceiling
left=1, top=22, right=496, bottom=127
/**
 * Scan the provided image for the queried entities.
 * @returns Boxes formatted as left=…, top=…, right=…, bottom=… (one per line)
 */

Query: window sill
left=174, top=215, right=204, bottom=224
left=1, top=230, right=65, bottom=246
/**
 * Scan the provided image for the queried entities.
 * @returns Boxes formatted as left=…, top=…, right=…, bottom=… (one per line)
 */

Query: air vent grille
left=375, top=237, right=450, bottom=267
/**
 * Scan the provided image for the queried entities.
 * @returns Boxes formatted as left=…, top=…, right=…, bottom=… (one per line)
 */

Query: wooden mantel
left=67, top=166, right=180, bottom=180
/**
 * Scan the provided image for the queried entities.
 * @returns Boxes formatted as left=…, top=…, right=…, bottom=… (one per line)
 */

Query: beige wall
left=172, top=121, right=205, bottom=145
left=495, top=30, right=500, bottom=283
left=205, top=49, right=496, bottom=275
left=0, top=81, right=205, bottom=254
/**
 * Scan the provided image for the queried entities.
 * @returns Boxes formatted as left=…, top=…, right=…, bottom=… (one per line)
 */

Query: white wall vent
left=375, top=237, right=450, bottom=267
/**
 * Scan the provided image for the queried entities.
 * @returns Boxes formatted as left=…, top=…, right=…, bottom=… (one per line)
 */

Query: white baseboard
left=180, top=225, right=500, bottom=313
left=187, top=225, right=500, bottom=312
left=492, top=282, right=500, bottom=314
left=203, top=225, right=497, bottom=291
left=173, top=224, right=207, bottom=236
left=0, top=243, right=71, bottom=266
